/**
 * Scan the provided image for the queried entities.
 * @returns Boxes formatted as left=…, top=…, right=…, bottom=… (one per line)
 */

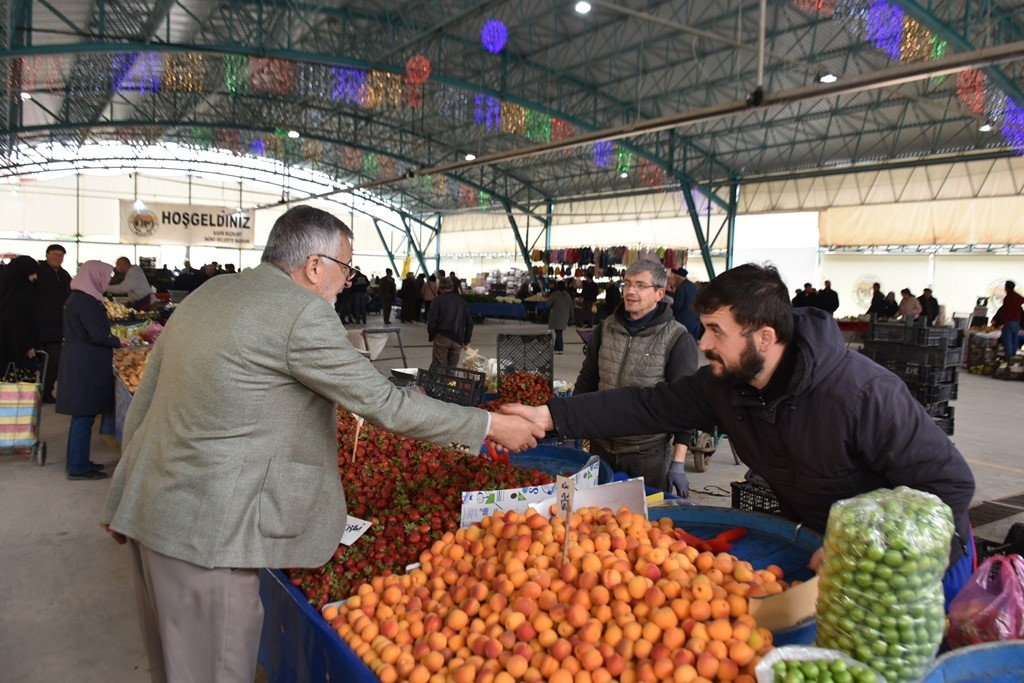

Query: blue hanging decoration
left=332, top=67, right=366, bottom=105
left=1002, top=99, right=1024, bottom=155
left=251, top=139, right=265, bottom=156
left=474, top=94, right=501, bottom=130
left=481, top=20, right=508, bottom=54
left=593, top=141, right=613, bottom=168
left=864, top=1, right=903, bottom=61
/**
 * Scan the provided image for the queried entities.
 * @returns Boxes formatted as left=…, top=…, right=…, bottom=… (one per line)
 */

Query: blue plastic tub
left=509, top=444, right=613, bottom=485
left=649, top=506, right=823, bottom=646
left=919, top=641, right=1024, bottom=682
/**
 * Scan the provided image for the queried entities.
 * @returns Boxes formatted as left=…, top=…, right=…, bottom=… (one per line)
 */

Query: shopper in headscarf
left=57, top=260, right=129, bottom=480
left=0, top=255, right=41, bottom=375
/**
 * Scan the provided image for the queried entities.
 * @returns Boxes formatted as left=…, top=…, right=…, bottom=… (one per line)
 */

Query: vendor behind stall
left=503, top=263, right=976, bottom=608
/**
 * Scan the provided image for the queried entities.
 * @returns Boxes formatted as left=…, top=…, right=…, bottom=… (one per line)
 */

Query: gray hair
left=261, top=205, right=353, bottom=273
left=625, top=260, right=667, bottom=289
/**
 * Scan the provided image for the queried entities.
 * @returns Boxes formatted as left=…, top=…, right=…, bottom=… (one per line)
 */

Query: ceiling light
left=19, top=92, right=31, bottom=101
left=817, top=72, right=838, bottom=84
left=979, top=121, right=993, bottom=132
left=464, top=153, right=476, bottom=161
left=620, top=172, right=628, bottom=178
left=133, top=198, right=146, bottom=210
left=287, top=130, right=300, bottom=139
left=575, top=1, right=592, bottom=14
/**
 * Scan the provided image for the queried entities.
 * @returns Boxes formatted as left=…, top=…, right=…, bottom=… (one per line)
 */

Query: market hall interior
left=1, top=318, right=1022, bottom=683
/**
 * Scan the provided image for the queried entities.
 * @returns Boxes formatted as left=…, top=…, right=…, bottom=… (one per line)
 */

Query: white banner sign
left=119, top=200, right=255, bottom=247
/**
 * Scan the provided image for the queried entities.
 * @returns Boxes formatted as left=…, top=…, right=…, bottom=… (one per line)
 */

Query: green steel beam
left=371, top=217, right=400, bottom=276
left=501, top=198, right=536, bottom=285
left=400, top=215, right=430, bottom=277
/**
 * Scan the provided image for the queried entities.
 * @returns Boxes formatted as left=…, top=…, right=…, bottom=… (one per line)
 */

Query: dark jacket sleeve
left=426, top=297, right=439, bottom=341
left=572, top=324, right=604, bottom=394
left=550, top=371, right=718, bottom=440
left=463, top=301, right=474, bottom=346
left=664, top=331, right=700, bottom=444
left=84, top=302, right=123, bottom=349
left=852, top=373, right=975, bottom=565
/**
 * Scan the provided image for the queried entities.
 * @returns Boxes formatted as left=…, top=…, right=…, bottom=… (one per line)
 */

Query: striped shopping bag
left=0, top=380, right=41, bottom=449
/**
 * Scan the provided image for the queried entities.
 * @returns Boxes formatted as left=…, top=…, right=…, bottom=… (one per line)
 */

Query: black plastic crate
left=923, top=401, right=949, bottom=417
left=862, top=341, right=964, bottom=368
left=931, top=405, right=955, bottom=435
left=868, top=318, right=961, bottom=348
left=730, top=480, right=783, bottom=517
left=415, top=365, right=486, bottom=407
left=911, top=381, right=958, bottom=404
left=497, top=333, right=554, bottom=386
left=874, top=359, right=959, bottom=385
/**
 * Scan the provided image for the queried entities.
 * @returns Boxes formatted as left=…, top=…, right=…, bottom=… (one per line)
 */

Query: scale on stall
left=971, top=296, right=990, bottom=327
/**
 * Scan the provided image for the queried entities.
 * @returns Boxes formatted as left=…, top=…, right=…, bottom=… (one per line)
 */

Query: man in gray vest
left=573, top=260, right=698, bottom=495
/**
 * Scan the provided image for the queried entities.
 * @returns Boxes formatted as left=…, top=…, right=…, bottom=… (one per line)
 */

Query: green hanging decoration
left=525, top=110, right=551, bottom=143
left=362, top=152, right=379, bottom=177
left=616, top=146, right=633, bottom=175
left=224, top=55, right=249, bottom=97
left=477, top=190, right=491, bottom=209
left=192, top=127, right=213, bottom=149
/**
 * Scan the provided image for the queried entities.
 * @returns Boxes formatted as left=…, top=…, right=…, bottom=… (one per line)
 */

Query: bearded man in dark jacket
left=502, top=263, right=975, bottom=608
left=574, top=261, right=697, bottom=494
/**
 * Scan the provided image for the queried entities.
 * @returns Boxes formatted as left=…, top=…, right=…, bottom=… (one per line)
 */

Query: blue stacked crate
left=861, top=316, right=960, bottom=435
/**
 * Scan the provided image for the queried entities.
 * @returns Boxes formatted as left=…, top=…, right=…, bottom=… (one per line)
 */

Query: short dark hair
left=555, top=280, right=566, bottom=291
left=1007, top=280, right=1016, bottom=291
left=46, top=244, right=66, bottom=254
left=695, top=263, right=793, bottom=344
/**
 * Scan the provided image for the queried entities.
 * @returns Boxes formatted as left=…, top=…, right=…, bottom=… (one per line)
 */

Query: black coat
left=56, top=291, right=122, bottom=416
left=34, top=262, right=72, bottom=342
left=0, top=257, right=40, bottom=371
left=549, top=307, right=974, bottom=566
left=427, top=291, right=473, bottom=345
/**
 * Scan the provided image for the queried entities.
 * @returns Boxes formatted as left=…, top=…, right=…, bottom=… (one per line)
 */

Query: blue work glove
left=667, top=461, right=689, bottom=498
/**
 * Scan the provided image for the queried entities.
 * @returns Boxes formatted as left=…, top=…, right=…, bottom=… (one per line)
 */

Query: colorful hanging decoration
left=296, top=62, right=330, bottom=99
left=985, top=86, right=1008, bottom=124
left=525, top=110, right=552, bottom=143
left=593, top=141, right=613, bottom=168
left=864, top=1, right=903, bottom=60
left=250, top=57, right=294, bottom=95
left=164, top=53, right=205, bottom=93
left=224, top=55, right=249, bottom=97
left=362, top=151, right=379, bottom=177
left=214, top=129, right=242, bottom=155
left=500, top=102, right=526, bottom=135
left=10, top=56, right=63, bottom=94
left=474, top=94, right=501, bottom=131
left=956, top=69, right=986, bottom=115
left=360, top=71, right=402, bottom=110
left=477, top=190, right=491, bottom=209
left=378, top=155, right=396, bottom=179
left=304, top=140, right=324, bottom=163
left=332, top=67, right=366, bottom=105
left=638, top=159, right=665, bottom=188
left=1001, top=99, right=1024, bottom=155
left=791, top=0, right=835, bottom=16
left=551, top=118, right=574, bottom=143
left=404, top=55, right=431, bottom=109
left=111, top=53, right=160, bottom=95
left=481, top=20, right=508, bottom=54
left=191, top=127, right=213, bottom=149
left=67, top=55, right=111, bottom=95
left=437, top=87, right=469, bottom=122
left=251, top=138, right=266, bottom=156
left=343, top=146, right=363, bottom=169
left=460, top=184, right=478, bottom=207
left=899, top=16, right=931, bottom=62
left=615, top=146, right=633, bottom=175
left=306, top=108, right=324, bottom=131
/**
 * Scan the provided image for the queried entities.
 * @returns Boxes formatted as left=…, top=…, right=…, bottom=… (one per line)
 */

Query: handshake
left=483, top=404, right=556, bottom=454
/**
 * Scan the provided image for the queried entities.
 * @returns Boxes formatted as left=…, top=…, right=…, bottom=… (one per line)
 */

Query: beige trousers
left=128, top=540, right=264, bottom=683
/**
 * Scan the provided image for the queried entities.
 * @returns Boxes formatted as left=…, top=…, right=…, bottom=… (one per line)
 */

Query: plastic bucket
left=919, top=641, right=1024, bottom=682
left=509, top=444, right=613, bottom=485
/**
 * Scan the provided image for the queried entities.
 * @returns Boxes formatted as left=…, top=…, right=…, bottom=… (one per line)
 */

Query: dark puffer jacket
left=549, top=307, right=974, bottom=565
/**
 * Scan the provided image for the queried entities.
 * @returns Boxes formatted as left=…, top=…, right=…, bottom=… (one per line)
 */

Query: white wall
left=731, top=213, right=820, bottom=294
left=819, top=254, right=930, bottom=319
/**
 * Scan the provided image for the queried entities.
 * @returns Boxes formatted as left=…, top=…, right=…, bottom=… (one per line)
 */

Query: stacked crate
left=860, top=316, right=961, bottom=435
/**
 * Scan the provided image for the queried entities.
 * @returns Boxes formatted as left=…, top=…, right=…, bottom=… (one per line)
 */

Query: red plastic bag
left=948, top=554, right=1024, bottom=647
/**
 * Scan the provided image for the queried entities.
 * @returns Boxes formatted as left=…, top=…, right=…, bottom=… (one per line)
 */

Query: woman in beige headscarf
left=57, top=261, right=129, bottom=480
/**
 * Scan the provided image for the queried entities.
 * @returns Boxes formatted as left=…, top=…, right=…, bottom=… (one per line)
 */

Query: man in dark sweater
left=426, top=278, right=473, bottom=368
left=574, top=261, right=697, bottom=494
left=503, top=263, right=976, bottom=608
left=35, top=244, right=72, bottom=402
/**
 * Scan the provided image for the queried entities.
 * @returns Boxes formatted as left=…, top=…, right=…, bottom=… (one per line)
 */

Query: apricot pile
left=325, top=506, right=787, bottom=683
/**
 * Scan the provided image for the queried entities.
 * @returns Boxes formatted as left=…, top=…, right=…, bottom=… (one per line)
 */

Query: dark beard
left=706, top=336, right=765, bottom=386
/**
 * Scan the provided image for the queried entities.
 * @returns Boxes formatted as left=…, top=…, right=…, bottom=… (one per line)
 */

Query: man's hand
left=487, top=413, right=545, bottom=452
left=667, top=461, right=689, bottom=499
left=101, top=523, right=127, bottom=545
left=499, top=403, right=554, bottom=433
left=808, top=547, right=824, bottom=572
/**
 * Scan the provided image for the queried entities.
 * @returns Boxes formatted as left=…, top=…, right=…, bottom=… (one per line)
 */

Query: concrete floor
left=1, top=317, right=1021, bottom=683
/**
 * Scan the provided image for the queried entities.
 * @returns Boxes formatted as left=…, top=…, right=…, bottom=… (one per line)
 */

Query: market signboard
left=119, top=200, right=255, bottom=247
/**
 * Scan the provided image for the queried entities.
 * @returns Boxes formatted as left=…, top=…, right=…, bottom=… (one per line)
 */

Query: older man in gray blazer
left=101, top=205, right=543, bottom=683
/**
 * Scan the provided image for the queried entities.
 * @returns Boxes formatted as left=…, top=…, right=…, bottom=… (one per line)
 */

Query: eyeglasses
left=314, top=253, right=355, bottom=281
left=622, top=280, right=660, bottom=291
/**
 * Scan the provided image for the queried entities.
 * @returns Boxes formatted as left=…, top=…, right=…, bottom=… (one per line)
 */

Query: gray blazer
left=102, top=263, right=488, bottom=569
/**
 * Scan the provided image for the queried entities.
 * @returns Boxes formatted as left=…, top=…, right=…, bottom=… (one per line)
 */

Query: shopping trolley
left=1, top=350, right=48, bottom=465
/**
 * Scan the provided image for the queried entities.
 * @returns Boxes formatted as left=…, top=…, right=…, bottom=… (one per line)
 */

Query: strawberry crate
left=730, top=480, right=783, bottom=517
left=497, top=333, right=554, bottom=387
left=416, top=365, right=485, bottom=407
left=862, top=341, right=964, bottom=368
